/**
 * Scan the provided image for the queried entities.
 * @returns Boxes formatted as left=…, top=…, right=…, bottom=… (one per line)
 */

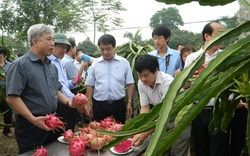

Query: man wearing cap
left=48, top=33, right=86, bottom=130
left=6, top=24, right=79, bottom=154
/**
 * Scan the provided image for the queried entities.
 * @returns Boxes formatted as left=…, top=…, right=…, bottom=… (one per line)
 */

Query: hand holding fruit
left=72, top=75, right=84, bottom=85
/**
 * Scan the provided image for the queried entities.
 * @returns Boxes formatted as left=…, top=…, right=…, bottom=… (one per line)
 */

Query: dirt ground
left=0, top=116, right=18, bottom=156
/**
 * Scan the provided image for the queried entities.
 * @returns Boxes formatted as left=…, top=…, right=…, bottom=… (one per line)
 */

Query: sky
left=68, top=0, right=240, bottom=46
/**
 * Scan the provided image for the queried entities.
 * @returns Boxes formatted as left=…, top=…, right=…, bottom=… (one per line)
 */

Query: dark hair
left=202, top=20, right=221, bottom=42
left=135, top=54, right=159, bottom=74
left=98, top=34, right=116, bottom=48
left=152, top=25, right=171, bottom=40
left=76, top=49, right=83, bottom=55
left=67, top=38, right=76, bottom=52
left=180, top=45, right=196, bottom=67
left=0, top=46, right=7, bottom=57
left=176, top=43, right=184, bottom=49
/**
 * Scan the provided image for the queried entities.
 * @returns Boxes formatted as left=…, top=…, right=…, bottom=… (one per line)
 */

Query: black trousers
left=56, top=103, right=77, bottom=131
left=92, top=98, right=126, bottom=124
left=230, top=107, right=247, bottom=156
left=15, top=115, right=63, bottom=154
left=192, top=109, right=230, bottom=156
left=0, top=89, right=12, bottom=134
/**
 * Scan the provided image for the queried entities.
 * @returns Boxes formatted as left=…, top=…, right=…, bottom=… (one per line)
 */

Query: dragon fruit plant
left=32, top=146, right=48, bottom=156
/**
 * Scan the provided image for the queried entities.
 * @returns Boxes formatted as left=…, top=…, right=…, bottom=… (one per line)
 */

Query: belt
left=93, top=97, right=124, bottom=105
left=105, top=98, right=124, bottom=104
left=203, top=106, right=213, bottom=112
left=105, top=100, right=116, bottom=104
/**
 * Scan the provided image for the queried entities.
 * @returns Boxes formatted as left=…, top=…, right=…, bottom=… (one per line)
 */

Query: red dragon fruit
left=89, top=137, right=107, bottom=151
left=194, top=65, right=205, bottom=76
left=99, top=117, right=116, bottom=129
left=113, top=139, right=133, bottom=153
left=108, top=123, right=123, bottom=132
left=88, top=121, right=101, bottom=130
left=72, top=93, right=88, bottom=106
left=62, top=129, right=76, bottom=142
left=45, top=114, right=65, bottom=133
left=32, top=146, right=48, bottom=156
left=69, top=137, right=87, bottom=156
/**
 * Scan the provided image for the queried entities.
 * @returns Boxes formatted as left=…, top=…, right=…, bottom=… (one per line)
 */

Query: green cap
left=54, top=33, right=71, bottom=46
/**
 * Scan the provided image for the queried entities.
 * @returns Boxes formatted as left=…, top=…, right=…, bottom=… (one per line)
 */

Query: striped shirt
left=85, top=54, right=134, bottom=101
left=6, top=51, right=62, bottom=115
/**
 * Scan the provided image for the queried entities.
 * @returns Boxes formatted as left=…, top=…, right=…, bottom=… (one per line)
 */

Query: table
left=19, top=137, right=149, bottom=156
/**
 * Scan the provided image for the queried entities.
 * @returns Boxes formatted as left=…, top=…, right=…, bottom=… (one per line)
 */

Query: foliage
left=0, top=34, right=17, bottom=128
left=0, top=0, right=76, bottom=41
left=155, top=0, right=236, bottom=6
left=123, top=30, right=149, bottom=45
left=230, top=73, right=250, bottom=153
left=76, top=38, right=98, bottom=55
left=74, top=0, right=126, bottom=44
left=96, top=1, right=250, bottom=156
left=169, top=29, right=202, bottom=50
left=1, top=36, right=29, bottom=55
left=148, top=7, right=203, bottom=50
left=218, top=14, right=238, bottom=49
left=149, top=7, right=184, bottom=29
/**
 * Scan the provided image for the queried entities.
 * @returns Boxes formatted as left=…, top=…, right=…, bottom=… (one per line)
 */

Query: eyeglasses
left=153, top=37, right=165, bottom=41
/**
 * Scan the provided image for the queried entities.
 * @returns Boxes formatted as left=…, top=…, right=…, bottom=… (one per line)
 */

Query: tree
left=74, top=0, right=126, bottom=44
left=123, top=29, right=149, bottom=45
left=2, top=36, right=29, bottom=55
left=149, top=7, right=184, bottom=29
left=219, top=14, right=238, bottom=29
left=0, top=0, right=76, bottom=41
left=169, top=29, right=202, bottom=50
left=77, top=38, right=98, bottom=55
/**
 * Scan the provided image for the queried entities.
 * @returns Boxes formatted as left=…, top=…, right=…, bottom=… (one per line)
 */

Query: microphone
left=78, top=53, right=95, bottom=63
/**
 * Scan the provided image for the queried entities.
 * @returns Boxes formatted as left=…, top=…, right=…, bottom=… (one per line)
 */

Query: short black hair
left=202, top=20, right=221, bottom=42
left=135, top=54, right=159, bottom=74
left=176, top=43, right=184, bottom=49
left=67, top=38, right=76, bottom=52
left=0, top=46, right=7, bottom=57
left=152, top=25, right=171, bottom=39
left=98, top=34, right=116, bottom=48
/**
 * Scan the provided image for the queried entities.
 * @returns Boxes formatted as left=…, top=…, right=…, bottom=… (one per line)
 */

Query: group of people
left=0, top=20, right=246, bottom=156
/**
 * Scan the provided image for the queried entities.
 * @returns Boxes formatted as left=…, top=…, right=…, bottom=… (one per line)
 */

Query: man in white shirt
left=184, top=21, right=229, bottom=156
left=132, top=54, right=191, bottom=156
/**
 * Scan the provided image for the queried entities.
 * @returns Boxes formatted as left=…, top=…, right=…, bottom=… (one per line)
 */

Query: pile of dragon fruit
left=33, top=93, right=132, bottom=156
left=66, top=116, right=132, bottom=156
